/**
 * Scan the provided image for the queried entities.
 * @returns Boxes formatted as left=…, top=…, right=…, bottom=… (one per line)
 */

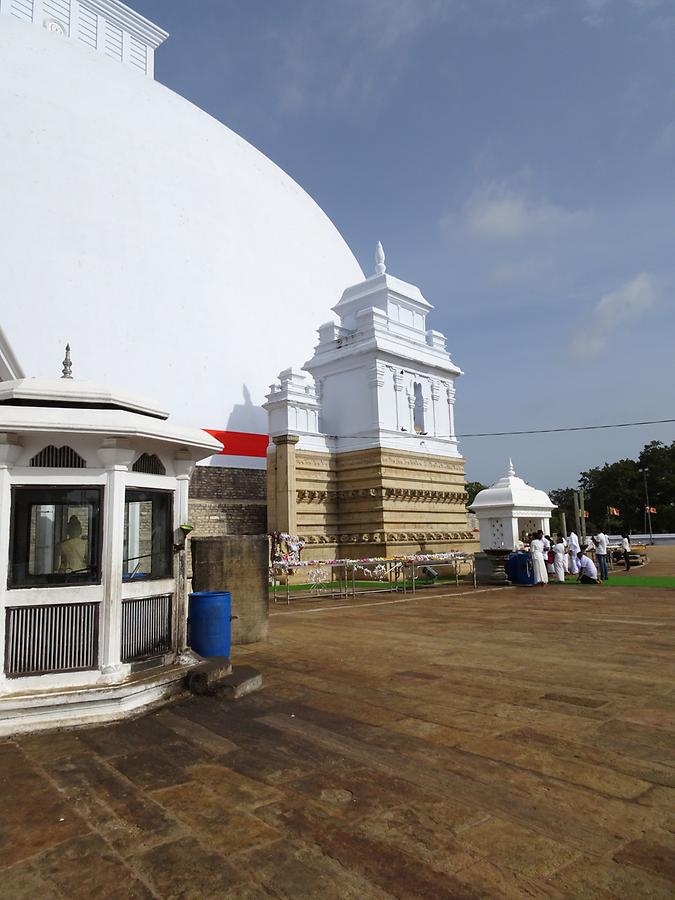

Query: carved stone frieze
left=299, top=531, right=475, bottom=545
left=297, top=487, right=468, bottom=504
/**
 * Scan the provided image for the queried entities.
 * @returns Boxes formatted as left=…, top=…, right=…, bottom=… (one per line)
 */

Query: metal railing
left=121, top=594, right=173, bottom=662
left=270, top=553, right=476, bottom=604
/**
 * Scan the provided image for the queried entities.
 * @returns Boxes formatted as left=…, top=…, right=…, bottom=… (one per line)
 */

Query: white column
left=174, top=456, right=194, bottom=651
left=447, top=382, right=457, bottom=440
left=407, top=391, right=415, bottom=432
left=508, top=516, right=520, bottom=550
left=368, top=362, right=385, bottom=433
left=97, top=439, right=135, bottom=676
left=95, top=13, right=105, bottom=50
left=69, top=0, right=78, bottom=37
left=99, top=465, right=126, bottom=674
left=0, top=466, right=12, bottom=687
left=392, top=370, right=404, bottom=431
left=430, top=379, right=441, bottom=436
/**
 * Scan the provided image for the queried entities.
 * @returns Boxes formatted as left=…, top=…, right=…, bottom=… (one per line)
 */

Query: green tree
left=636, top=441, right=675, bottom=532
left=549, top=487, right=576, bottom=534
left=465, top=481, right=487, bottom=507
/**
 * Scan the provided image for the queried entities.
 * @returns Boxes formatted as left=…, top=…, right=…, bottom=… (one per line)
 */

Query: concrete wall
left=191, top=535, right=269, bottom=646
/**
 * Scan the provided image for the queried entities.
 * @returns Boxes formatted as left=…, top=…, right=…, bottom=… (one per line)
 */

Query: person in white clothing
left=577, top=551, right=600, bottom=584
left=552, top=539, right=567, bottom=582
left=567, top=531, right=580, bottom=574
left=621, top=535, right=631, bottom=571
left=593, top=530, right=609, bottom=581
left=530, top=530, right=549, bottom=586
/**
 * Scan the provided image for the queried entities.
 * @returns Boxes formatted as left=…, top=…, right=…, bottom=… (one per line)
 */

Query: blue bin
left=188, top=591, right=232, bottom=659
left=506, top=552, right=535, bottom=585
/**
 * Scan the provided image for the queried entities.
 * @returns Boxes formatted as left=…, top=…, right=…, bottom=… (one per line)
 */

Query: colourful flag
left=583, top=511, right=590, bottom=519
left=608, top=506, right=620, bottom=516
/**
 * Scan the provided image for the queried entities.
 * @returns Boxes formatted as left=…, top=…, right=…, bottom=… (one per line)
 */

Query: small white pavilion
left=470, top=460, right=556, bottom=551
left=0, top=350, right=221, bottom=735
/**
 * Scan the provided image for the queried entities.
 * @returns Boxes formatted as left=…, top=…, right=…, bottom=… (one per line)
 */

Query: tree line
left=467, top=440, right=675, bottom=534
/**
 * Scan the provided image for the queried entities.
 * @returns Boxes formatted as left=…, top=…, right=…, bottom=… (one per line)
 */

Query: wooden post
left=560, top=511, right=568, bottom=539
left=573, top=492, right=581, bottom=538
left=579, top=490, right=587, bottom=539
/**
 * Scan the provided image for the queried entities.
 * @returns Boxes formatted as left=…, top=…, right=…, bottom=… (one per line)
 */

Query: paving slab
left=1, top=573, right=674, bottom=897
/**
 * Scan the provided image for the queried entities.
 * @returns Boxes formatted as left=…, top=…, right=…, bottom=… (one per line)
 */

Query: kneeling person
left=577, top=551, right=600, bottom=585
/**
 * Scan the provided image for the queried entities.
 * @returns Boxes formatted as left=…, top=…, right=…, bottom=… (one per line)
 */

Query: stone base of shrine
left=0, top=655, right=202, bottom=737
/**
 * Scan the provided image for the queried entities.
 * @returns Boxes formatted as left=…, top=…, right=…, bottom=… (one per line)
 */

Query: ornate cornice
left=297, top=487, right=468, bottom=504
left=299, top=530, right=475, bottom=545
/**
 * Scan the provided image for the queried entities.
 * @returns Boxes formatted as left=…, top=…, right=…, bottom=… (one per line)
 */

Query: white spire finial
left=374, top=241, right=386, bottom=276
left=507, top=458, right=515, bottom=477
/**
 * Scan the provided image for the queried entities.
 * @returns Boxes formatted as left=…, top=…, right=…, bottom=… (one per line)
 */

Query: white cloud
left=269, top=0, right=451, bottom=114
left=447, top=182, right=589, bottom=241
left=581, top=0, right=669, bottom=26
left=571, top=273, right=657, bottom=358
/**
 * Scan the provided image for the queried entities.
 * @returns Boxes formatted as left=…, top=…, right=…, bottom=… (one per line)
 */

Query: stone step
left=215, top=665, right=263, bottom=700
left=184, top=656, right=232, bottom=696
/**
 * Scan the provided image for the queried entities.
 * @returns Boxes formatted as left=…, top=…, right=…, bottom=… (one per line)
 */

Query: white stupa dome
left=470, top=460, right=555, bottom=514
left=0, top=7, right=364, bottom=466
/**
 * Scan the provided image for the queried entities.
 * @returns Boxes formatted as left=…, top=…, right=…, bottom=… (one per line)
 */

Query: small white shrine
left=0, top=349, right=221, bottom=735
left=470, top=460, right=556, bottom=551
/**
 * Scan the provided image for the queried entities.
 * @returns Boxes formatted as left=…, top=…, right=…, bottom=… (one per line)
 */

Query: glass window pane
left=123, top=490, right=172, bottom=581
left=10, top=488, right=102, bottom=588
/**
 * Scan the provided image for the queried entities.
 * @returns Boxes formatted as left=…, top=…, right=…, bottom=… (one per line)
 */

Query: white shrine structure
left=470, top=460, right=556, bottom=551
left=265, top=246, right=475, bottom=560
left=0, top=351, right=221, bottom=735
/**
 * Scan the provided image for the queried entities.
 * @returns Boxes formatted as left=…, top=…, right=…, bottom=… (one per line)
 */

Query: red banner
left=204, top=430, right=268, bottom=458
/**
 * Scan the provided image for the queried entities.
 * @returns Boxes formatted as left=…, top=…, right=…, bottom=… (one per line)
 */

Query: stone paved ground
left=1, top=550, right=675, bottom=898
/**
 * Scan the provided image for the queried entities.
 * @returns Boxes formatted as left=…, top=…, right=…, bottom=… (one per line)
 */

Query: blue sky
left=135, top=0, right=674, bottom=490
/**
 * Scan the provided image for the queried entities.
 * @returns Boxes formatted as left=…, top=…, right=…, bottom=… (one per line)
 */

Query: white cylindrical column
left=99, top=465, right=127, bottom=673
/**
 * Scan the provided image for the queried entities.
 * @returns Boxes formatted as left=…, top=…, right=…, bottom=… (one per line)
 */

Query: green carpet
left=602, top=575, right=675, bottom=588
left=556, top=575, right=675, bottom=589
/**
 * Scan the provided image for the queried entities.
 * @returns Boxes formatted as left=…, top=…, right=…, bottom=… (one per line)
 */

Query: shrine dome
left=0, top=4, right=364, bottom=468
left=470, top=461, right=555, bottom=515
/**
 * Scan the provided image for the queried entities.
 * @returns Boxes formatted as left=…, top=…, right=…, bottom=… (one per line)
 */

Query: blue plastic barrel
left=188, top=591, right=232, bottom=659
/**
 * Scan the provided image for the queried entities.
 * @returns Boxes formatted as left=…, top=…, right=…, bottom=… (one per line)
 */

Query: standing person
left=593, top=529, right=609, bottom=581
left=553, top=538, right=567, bottom=583
left=530, top=530, right=549, bottom=587
left=622, top=534, right=632, bottom=571
left=543, top=535, right=554, bottom=574
left=567, top=530, right=580, bottom=575
left=577, top=550, right=600, bottom=585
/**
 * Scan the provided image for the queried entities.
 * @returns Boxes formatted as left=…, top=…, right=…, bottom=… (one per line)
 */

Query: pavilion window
left=413, top=382, right=425, bottom=434
left=9, top=487, right=102, bottom=588
left=123, top=490, right=172, bottom=581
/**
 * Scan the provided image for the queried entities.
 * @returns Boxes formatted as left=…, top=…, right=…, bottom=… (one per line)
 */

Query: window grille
left=5, top=602, right=99, bottom=677
left=30, top=446, right=87, bottom=468
left=43, top=0, right=70, bottom=29
left=132, top=453, right=166, bottom=476
left=121, top=594, right=173, bottom=662
left=10, top=0, right=33, bottom=23
left=30, top=445, right=86, bottom=468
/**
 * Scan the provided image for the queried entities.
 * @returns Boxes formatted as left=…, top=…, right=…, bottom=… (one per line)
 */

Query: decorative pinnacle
left=374, top=241, right=386, bottom=276
left=507, top=458, right=515, bottom=477
left=61, top=344, right=73, bottom=379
